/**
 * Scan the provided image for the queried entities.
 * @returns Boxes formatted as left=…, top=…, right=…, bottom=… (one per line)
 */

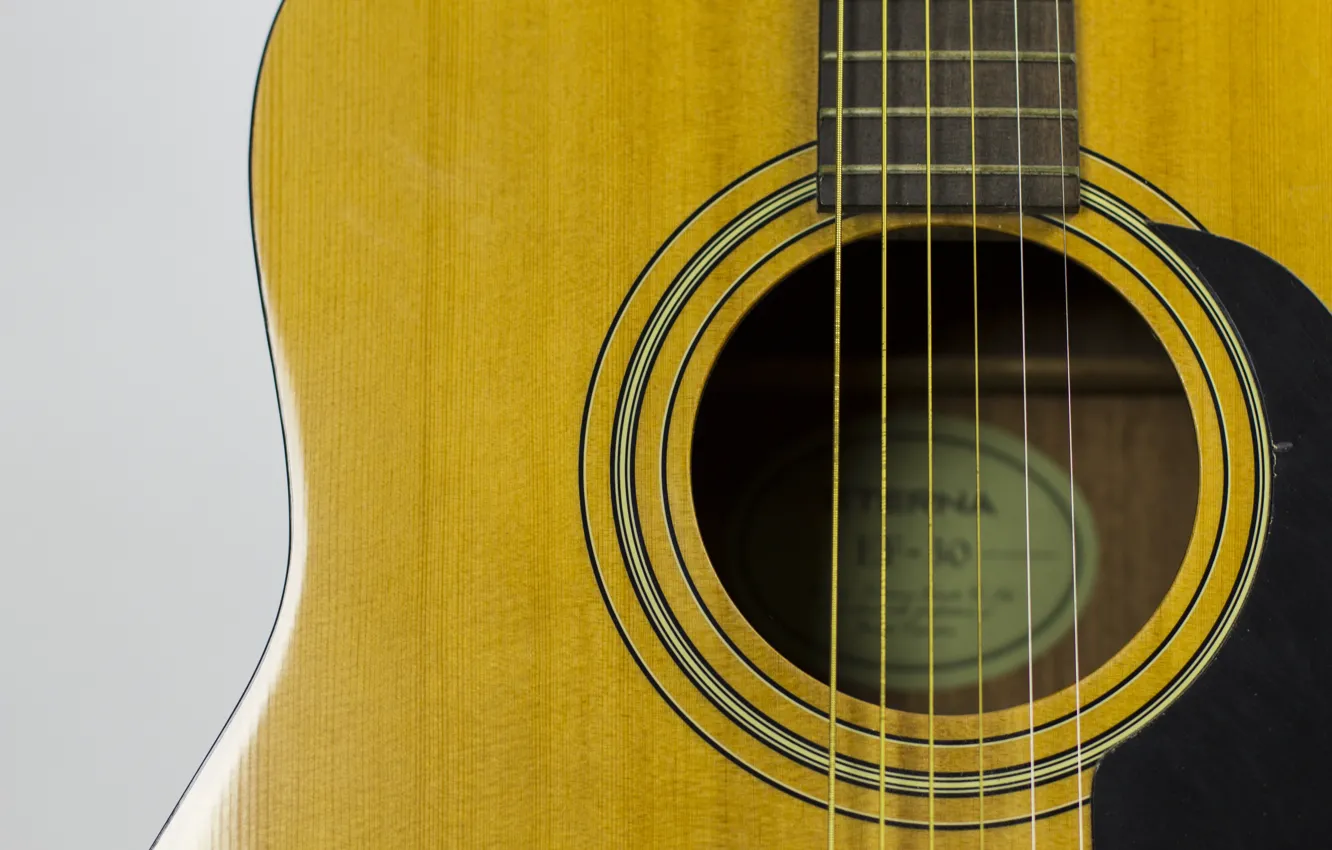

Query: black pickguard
left=1093, top=226, right=1332, bottom=848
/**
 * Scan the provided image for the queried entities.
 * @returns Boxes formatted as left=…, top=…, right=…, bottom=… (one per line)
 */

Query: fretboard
left=817, top=0, right=1079, bottom=213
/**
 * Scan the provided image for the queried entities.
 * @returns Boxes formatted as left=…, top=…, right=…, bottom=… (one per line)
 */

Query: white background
left=0, top=2, right=286, bottom=847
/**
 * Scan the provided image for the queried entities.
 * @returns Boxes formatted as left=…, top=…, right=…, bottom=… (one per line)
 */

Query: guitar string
left=879, top=0, right=890, bottom=842
left=1052, top=0, right=1086, bottom=845
left=924, top=0, right=937, bottom=842
left=1011, top=0, right=1039, bottom=844
left=836, top=8, right=1056, bottom=844
left=968, top=0, right=985, bottom=844
left=828, top=0, right=846, bottom=844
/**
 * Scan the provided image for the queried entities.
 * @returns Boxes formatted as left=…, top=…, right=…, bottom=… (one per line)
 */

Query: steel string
left=968, top=0, right=986, bottom=843
left=924, top=0, right=937, bottom=842
left=828, top=0, right=846, bottom=844
left=878, top=0, right=891, bottom=842
left=1052, top=1, right=1087, bottom=845
left=1010, top=0, right=1040, bottom=846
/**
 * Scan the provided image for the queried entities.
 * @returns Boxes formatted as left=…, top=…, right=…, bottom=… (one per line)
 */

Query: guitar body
left=156, top=1, right=1332, bottom=847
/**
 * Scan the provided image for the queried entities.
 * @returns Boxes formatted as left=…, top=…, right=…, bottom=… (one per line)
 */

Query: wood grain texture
left=154, top=1, right=1332, bottom=847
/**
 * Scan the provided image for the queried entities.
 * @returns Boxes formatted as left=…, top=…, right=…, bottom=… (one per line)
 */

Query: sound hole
left=690, top=234, right=1199, bottom=713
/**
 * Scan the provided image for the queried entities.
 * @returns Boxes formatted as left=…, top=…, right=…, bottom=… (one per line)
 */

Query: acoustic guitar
left=155, top=1, right=1332, bottom=847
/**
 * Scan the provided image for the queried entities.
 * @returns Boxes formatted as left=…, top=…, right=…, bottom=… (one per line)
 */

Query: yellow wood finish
left=155, top=1, right=1332, bottom=847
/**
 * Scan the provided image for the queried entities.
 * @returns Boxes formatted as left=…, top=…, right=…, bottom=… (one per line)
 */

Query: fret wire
left=821, top=50, right=1074, bottom=63
left=819, top=164, right=1078, bottom=176
left=819, top=107, right=1075, bottom=119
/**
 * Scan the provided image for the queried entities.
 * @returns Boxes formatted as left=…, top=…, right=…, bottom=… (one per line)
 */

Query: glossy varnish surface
left=160, top=1, right=1332, bottom=846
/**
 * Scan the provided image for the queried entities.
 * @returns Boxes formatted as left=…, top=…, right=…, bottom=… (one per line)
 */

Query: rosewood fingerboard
left=818, top=0, right=1079, bottom=212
